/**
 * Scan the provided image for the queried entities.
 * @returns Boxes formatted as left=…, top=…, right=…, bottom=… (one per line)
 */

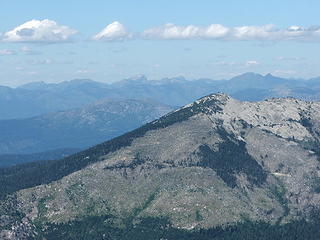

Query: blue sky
left=0, top=0, right=320, bottom=86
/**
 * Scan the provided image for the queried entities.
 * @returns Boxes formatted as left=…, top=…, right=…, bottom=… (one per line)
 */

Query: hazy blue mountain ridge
left=2, top=73, right=320, bottom=120
left=0, top=98, right=173, bottom=155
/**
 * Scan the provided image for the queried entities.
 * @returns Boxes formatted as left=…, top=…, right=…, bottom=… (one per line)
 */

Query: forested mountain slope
left=1, top=93, right=320, bottom=239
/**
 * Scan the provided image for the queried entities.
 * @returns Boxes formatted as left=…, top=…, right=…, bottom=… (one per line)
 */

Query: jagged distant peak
left=160, top=76, right=187, bottom=83
left=264, top=73, right=287, bottom=81
left=63, top=78, right=103, bottom=85
left=67, top=78, right=95, bottom=83
left=231, top=72, right=264, bottom=79
left=265, top=73, right=275, bottom=77
left=18, top=78, right=103, bottom=90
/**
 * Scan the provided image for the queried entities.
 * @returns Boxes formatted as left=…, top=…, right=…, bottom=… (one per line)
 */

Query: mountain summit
left=1, top=93, right=320, bottom=239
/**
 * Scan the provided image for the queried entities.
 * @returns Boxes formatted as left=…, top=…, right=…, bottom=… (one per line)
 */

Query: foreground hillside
left=1, top=93, right=320, bottom=239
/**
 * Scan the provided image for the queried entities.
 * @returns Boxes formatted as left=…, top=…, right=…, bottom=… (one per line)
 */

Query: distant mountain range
left=0, top=98, right=173, bottom=157
left=1, top=73, right=320, bottom=120
left=2, top=94, right=320, bottom=239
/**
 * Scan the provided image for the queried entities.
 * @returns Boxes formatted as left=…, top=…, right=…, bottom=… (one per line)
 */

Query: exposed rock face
left=1, top=93, right=320, bottom=238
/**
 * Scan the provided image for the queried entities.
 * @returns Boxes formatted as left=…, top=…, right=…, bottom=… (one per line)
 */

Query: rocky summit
left=1, top=93, right=320, bottom=239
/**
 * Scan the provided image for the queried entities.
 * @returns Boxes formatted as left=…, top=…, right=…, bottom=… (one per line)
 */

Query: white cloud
left=92, top=21, right=133, bottom=41
left=246, top=60, right=259, bottom=66
left=143, top=23, right=229, bottom=40
left=0, top=49, right=14, bottom=55
left=3, top=19, right=78, bottom=43
left=3, top=21, right=320, bottom=43
left=142, top=23, right=320, bottom=42
left=232, top=24, right=275, bottom=40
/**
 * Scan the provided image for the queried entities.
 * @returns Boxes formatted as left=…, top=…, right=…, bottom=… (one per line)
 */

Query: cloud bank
left=92, top=21, right=133, bottom=41
left=2, top=20, right=320, bottom=43
left=142, top=23, right=320, bottom=42
left=3, top=19, right=78, bottom=43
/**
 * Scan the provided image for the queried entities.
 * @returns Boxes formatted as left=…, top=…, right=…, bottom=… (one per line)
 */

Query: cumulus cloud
left=92, top=21, right=133, bottom=41
left=3, top=19, right=78, bottom=43
left=3, top=21, right=320, bottom=43
left=0, top=49, right=14, bottom=55
left=143, top=23, right=229, bottom=40
left=142, top=23, right=320, bottom=42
